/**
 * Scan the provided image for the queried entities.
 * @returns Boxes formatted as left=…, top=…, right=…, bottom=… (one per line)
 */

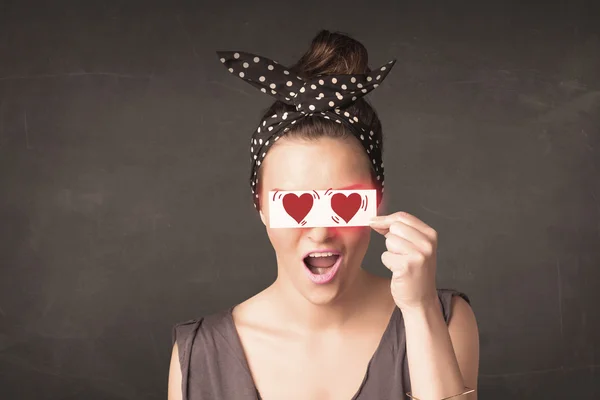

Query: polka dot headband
left=217, top=50, right=396, bottom=210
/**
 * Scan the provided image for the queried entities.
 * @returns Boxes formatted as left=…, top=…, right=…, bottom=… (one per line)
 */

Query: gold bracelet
left=406, top=387, right=475, bottom=400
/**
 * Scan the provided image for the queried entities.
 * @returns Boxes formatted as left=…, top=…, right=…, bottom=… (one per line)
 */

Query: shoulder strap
left=437, top=288, right=471, bottom=324
left=172, top=318, right=203, bottom=400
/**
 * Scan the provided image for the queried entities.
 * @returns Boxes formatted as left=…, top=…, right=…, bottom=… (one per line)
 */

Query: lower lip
left=304, top=255, right=343, bottom=284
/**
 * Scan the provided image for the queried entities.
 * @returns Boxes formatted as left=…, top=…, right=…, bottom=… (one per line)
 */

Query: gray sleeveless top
left=172, top=289, right=469, bottom=400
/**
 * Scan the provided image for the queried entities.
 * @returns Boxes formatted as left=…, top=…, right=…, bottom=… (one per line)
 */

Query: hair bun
left=292, top=30, right=370, bottom=79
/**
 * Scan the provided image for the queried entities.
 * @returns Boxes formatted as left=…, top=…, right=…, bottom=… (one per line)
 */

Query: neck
left=268, top=265, right=376, bottom=333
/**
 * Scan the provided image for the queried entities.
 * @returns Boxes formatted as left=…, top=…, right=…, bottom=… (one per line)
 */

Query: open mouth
left=302, top=251, right=342, bottom=284
left=303, top=253, right=340, bottom=275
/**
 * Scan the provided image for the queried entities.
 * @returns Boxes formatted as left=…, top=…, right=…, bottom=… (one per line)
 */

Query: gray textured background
left=1, top=0, right=599, bottom=398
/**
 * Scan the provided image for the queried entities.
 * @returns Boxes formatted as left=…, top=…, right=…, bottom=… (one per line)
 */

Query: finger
left=381, top=251, right=412, bottom=277
left=385, top=232, right=420, bottom=255
left=381, top=250, right=409, bottom=274
left=370, top=224, right=389, bottom=236
left=388, top=222, right=435, bottom=255
left=371, top=212, right=436, bottom=241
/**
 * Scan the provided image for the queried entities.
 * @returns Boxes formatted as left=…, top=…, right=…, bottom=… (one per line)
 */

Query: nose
left=306, top=226, right=337, bottom=243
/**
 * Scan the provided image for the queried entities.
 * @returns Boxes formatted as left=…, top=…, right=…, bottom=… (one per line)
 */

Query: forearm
left=403, top=301, right=467, bottom=399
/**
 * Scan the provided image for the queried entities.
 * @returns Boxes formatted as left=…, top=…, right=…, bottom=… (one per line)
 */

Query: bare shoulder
left=168, top=343, right=183, bottom=400
left=449, top=295, right=477, bottom=327
left=447, top=294, right=479, bottom=395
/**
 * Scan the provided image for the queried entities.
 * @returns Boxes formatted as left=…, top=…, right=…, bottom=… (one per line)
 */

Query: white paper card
left=268, top=189, right=377, bottom=228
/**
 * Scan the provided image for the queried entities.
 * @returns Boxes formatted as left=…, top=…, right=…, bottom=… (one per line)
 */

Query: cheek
left=334, top=226, right=371, bottom=247
left=266, top=227, right=303, bottom=253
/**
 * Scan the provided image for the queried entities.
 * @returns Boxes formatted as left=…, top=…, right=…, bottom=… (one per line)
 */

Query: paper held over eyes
left=268, top=189, right=377, bottom=228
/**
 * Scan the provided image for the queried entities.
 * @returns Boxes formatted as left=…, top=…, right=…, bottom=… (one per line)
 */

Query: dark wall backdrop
left=1, top=0, right=599, bottom=399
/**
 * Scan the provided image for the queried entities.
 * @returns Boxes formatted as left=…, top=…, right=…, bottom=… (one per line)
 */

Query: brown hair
left=256, top=30, right=384, bottom=203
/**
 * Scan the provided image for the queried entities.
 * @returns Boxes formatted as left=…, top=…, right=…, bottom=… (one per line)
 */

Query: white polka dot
left=259, top=76, right=266, bottom=82
left=331, top=78, right=337, bottom=84
left=376, top=75, right=381, bottom=80
left=344, top=112, right=350, bottom=117
left=370, top=144, right=373, bottom=150
left=381, top=66, right=386, bottom=71
left=271, top=90, right=277, bottom=94
left=239, top=72, right=245, bottom=77
left=271, top=114, right=277, bottom=118
left=262, top=153, right=266, bottom=157
left=377, top=175, right=380, bottom=180
left=374, top=84, right=379, bottom=88
left=251, top=146, right=254, bottom=152
left=262, top=121, right=266, bottom=126
left=286, top=81, right=293, bottom=87
left=254, top=57, right=260, bottom=63
left=270, top=83, right=276, bottom=89
left=300, top=87, right=305, bottom=93
left=284, top=70, right=290, bottom=75
left=351, top=77, right=356, bottom=83
left=275, top=136, right=280, bottom=140
left=336, top=92, right=343, bottom=100
left=357, top=83, right=363, bottom=88
left=367, top=149, right=370, bottom=154
left=268, top=65, right=274, bottom=70
left=360, top=134, right=364, bottom=140
left=268, top=126, right=273, bottom=131
left=329, top=101, right=335, bottom=107
left=370, top=130, right=374, bottom=136
left=282, top=113, right=288, bottom=120
left=362, top=88, right=368, bottom=93
left=253, top=155, right=257, bottom=159
left=220, top=58, right=225, bottom=63
left=257, top=160, right=261, bottom=166
left=259, top=138, right=263, bottom=144
left=352, top=96, right=357, bottom=101
left=234, top=52, right=240, bottom=58
left=324, top=115, right=330, bottom=119
left=319, top=79, right=324, bottom=85
left=243, top=62, right=249, bottom=68
left=265, top=140, right=269, bottom=146
left=291, top=120, right=296, bottom=124
left=290, top=92, right=295, bottom=96
left=228, top=68, right=233, bottom=73
left=261, top=88, right=266, bottom=93
left=381, top=162, right=384, bottom=168
left=353, top=116, right=358, bottom=122
left=285, top=97, right=290, bottom=101
left=309, top=105, right=315, bottom=110
left=367, top=76, right=372, bottom=82
left=254, top=139, right=258, bottom=144
left=372, top=159, right=376, bottom=164
left=311, top=84, right=317, bottom=90
left=341, top=84, right=347, bottom=89
left=335, top=120, right=341, bottom=124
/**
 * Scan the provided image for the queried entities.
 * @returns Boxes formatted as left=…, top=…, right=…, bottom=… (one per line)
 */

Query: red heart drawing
left=282, top=193, right=314, bottom=224
left=331, top=193, right=362, bottom=223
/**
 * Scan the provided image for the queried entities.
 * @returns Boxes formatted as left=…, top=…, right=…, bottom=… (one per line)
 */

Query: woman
left=169, top=30, right=479, bottom=400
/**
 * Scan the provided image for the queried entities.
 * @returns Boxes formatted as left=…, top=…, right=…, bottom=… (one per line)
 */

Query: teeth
left=308, top=252, right=337, bottom=258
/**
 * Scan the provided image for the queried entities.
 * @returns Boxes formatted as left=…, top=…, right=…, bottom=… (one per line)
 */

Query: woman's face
left=259, top=135, right=375, bottom=305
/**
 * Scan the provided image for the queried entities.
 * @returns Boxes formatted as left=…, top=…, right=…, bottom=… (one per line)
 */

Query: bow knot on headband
left=217, top=50, right=396, bottom=210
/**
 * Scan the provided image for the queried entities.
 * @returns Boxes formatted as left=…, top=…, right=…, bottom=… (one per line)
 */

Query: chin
left=300, top=286, right=343, bottom=306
